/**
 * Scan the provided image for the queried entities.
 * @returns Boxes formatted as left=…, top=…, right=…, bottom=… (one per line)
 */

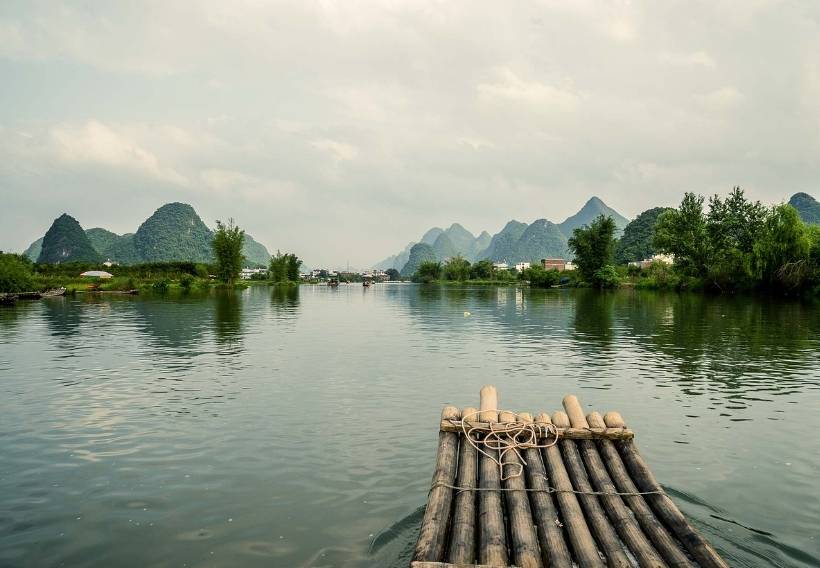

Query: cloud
left=477, top=69, right=580, bottom=112
left=311, top=138, right=359, bottom=162
left=49, top=121, right=189, bottom=186
left=696, top=87, right=744, bottom=110
left=658, top=51, right=717, bottom=69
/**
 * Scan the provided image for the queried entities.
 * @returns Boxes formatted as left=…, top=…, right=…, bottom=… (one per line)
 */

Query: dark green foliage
left=568, top=215, right=617, bottom=285
left=614, top=207, right=671, bottom=264
left=134, top=203, right=214, bottom=263
left=470, top=259, right=495, bottom=279
left=0, top=253, right=34, bottom=293
left=514, top=219, right=568, bottom=262
left=653, top=193, right=711, bottom=278
left=400, top=243, right=437, bottom=277
left=385, top=268, right=400, bottom=281
left=592, top=265, right=620, bottom=288
left=102, top=233, right=141, bottom=264
left=413, top=261, right=442, bottom=283
left=269, top=251, right=302, bottom=283
left=705, top=188, right=767, bottom=287
left=519, top=265, right=560, bottom=288
left=85, top=228, right=124, bottom=257
left=38, top=214, right=101, bottom=264
left=212, top=218, right=245, bottom=285
left=788, top=192, right=819, bottom=224
left=753, top=204, right=811, bottom=289
left=442, top=255, right=471, bottom=281
left=558, top=196, right=629, bottom=237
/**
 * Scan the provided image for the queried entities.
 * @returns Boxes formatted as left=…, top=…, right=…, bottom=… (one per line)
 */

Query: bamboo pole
left=438, top=421, right=634, bottom=440
left=553, top=411, right=631, bottom=568
left=603, top=412, right=728, bottom=568
left=413, top=405, right=461, bottom=562
left=448, top=406, right=478, bottom=565
left=562, top=397, right=665, bottom=567
left=538, top=412, right=604, bottom=568
left=477, top=386, right=509, bottom=566
left=498, top=410, right=542, bottom=568
left=519, top=412, right=573, bottom=568
left=587, top=412, right=694, bottom=568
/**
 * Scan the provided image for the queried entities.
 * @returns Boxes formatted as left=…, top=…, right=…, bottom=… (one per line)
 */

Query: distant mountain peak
left=789, top=192, right=819, bottom=224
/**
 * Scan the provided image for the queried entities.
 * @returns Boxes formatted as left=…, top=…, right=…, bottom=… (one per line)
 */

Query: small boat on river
left=412, top=385, right=727, bottom=568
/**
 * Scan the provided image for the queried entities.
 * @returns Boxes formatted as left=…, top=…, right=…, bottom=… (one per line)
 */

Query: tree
left=614, top=207, right=671, bottom=264
left=753, top=204, right=811, bottom=289
left=413, top=261, right=442, bottom=283
left=443, top=255, right=471, bottom=281
left=0, top=253, right=34, bottom=293
left=653, top=193, right=711, bottom=278
left=470, top=259, right=495, bottom=280
left=519, top=265, right=560, bottom=288
left=211, top=218, right=245, bottom=285
left=568, top=215, right=617, bottom=285
left=269, top=250, right=301, bottom=283
left=385, top=268, right=400, bottom=281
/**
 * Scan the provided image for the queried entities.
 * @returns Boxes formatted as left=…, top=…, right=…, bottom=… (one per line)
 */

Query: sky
left=1, top=1, right=819, bottom=268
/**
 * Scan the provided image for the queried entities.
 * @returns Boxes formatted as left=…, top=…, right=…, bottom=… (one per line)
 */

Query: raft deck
left=412, top=386, right=727, bottom=568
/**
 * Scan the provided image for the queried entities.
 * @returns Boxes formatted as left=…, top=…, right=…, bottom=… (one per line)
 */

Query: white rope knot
left=458, top=409, right=559, bottom=481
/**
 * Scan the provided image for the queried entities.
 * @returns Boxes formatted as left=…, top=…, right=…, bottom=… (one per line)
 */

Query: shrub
left=592, top=265, right=621, bottom=288
left=0, top=253, right=34, bottom=293
left=519, top=266, right=561, bottom=288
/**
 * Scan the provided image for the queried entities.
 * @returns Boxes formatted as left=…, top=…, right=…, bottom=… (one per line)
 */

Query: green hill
left=558, top=196, right=630, bottom=237
left=513, top=219, right=568, bottom=262
left=242, top=234, right=272, bottom=267
left=400, top=243, right=437, bottom=277
left=23, top=237, right=43, bottom=261
left=85, top=228, right=124, bottom=256
left=431, top=232, right=459, bottom=260
left=478, top=220, right=528, bottom=262
left=133, top=203, right=214, bottom=263
left=38, top=214, right=101, bottom=264
left=789, top=192, right=819, bottom=224
left=614, top=207, right=672, bottom=264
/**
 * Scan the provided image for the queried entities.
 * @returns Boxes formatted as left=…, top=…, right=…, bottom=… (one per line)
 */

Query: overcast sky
left=1, top=1, right=819, bottom=267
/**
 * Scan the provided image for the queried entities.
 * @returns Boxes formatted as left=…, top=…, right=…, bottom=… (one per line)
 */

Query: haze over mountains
left=378, top=197, right=629, bottom=273
left=24, top=203, right=272, bottom=266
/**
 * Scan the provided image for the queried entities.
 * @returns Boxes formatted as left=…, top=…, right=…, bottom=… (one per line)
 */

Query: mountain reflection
left=214, top=289, right=243, bottom=347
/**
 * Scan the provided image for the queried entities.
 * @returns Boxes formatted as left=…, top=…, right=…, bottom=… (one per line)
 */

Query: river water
left=0, top=284, right=818, bottom=567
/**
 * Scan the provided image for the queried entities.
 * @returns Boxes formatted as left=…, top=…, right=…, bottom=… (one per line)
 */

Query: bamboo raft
left=411, top=386, right=727, bottom=568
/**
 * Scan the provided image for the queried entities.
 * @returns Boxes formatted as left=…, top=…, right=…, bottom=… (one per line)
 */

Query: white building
left=515, top=262, right=531, bottom=272
left=493, top=262, right=509, bottom=271
left=240, top=267, right=267, bottom=280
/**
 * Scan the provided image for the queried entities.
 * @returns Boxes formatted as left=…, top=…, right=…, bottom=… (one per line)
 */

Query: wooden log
left=448, top=407, right=478, bottom=565
left=538, top=413, right=604, bottom=568
left=519, top=413, right=573, bottom=568
left=604, top=412, right=728, bottom=568
left=553, top=411, right=630, bottom=568
left=499, top=418, right=543, bottom=568
left=413, top=406, right=461, bottom=562
left=562, top=397, right=665, bottom=567
left=411, top=562, right=514, bottom=568
left=439, top=420, right=633, bottom=440
left=587, top=412, right=693, bottom=568
left=477, top=386, right=509, bottom=566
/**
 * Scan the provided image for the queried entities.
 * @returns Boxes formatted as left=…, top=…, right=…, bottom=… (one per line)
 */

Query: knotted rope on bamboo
left=459, top=409, right=559, bottom=481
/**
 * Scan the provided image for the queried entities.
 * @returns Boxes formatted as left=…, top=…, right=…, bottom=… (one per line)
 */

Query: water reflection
left=214, top=290, right=243, bottom=347
left=571, top=289, right=616, bottom=352
left=270, top=285, right=300, bottom=313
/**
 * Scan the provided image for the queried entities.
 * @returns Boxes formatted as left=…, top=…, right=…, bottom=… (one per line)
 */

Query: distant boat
left=328, top=278, right=339, bottom=287
left=41, top=287, right=67, bottom=298
left=362, top=279, right=372, bottom=287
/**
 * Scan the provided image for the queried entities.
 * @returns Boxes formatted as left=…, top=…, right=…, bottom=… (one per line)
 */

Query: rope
left=456, top=408, right=559, bottom=481
left=429, top=480, right=664, bottom=497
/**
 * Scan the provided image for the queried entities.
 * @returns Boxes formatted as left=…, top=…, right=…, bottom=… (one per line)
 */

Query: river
left=1, top=284, right=818, bottom=567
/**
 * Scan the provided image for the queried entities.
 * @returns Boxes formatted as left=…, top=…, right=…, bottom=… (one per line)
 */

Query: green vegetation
left=385, top=268, right=400, bottom=281
left=412, top=261, right=442, bottom=283
left=518, top=265, right=561, bottom=288
left=269, top=251, right=302, bottom=283
left=614, top=207, right=671, bottom=264
left=38, top=214, right=101, bottom=264
left=400, top=243, right=438, bottom=278
left=23, top=202, right=273, bottom=267
left=0, top=253, right=35, bottom=293
left=652, top=188, right=819, bottom=294
left=568, top=215, right=618, bottom=288
left=442, top=255, right=471, bottom=281
left=212, top=218, right=245, bottom=285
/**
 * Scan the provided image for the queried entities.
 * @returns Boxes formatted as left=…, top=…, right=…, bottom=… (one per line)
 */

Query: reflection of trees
left=571, top=289, right=616, bottom=353
left=0, top=300, right=37, bottom=335
left=214, top=289, right=243, bottom=346
left=41, top=297, right=84, bottom=337
left=131, top=294, right=210, bottom=352
left=270, top=285, right=300, bottom=314
left=621, top=292, right=820, bottom=397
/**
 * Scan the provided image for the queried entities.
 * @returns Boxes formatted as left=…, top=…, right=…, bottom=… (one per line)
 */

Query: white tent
left=80, top=270, right=113, bottom=279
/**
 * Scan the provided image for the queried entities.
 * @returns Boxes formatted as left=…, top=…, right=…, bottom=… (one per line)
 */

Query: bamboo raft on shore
left=411, top=386, right=727, bottom=568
